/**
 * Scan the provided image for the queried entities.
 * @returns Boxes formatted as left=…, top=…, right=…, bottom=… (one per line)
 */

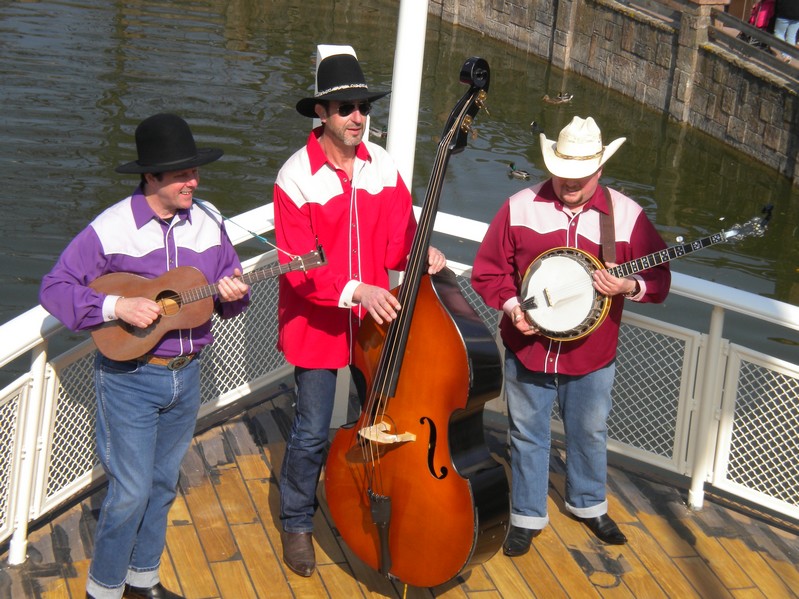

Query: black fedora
left=116, top=113, right=223, bottom=174
left=295, top=52, right=390, bottom=118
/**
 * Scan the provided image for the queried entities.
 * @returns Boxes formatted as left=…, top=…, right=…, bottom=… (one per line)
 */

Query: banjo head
left=520, top=248, right=609, bottom=341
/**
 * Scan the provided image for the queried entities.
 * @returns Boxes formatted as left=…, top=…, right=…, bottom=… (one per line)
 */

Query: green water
left=1, top=0, right=797, bottom=330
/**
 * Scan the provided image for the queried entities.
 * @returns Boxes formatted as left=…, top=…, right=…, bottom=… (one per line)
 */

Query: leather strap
left=600, top=186, right=616, bottom=264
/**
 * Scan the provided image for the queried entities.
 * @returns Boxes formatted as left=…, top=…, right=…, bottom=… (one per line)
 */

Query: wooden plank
left=169, top=492, right=193, bottom=525
left=245, top=477, right=282, bottom=556
left=210, top=559, right=258, bottom=599
left=235, top=452, right=271, bottom=481
left=316, top=562, right=368, bottom=598
left=165, top=523, right=218, bottom=599
left=159, top=543, right=179, bottom=595
left=182, top=477, right=238, bottom=562
left=620, top=485, right=696, bottom=558
left=67, top=558, right=90, bottom=599
left=449, top=564, right=495, bottom=593
left=222, top=414, right=262, bottom=457
left=481, top=553, right=542, bottom=598
left=673, top=556, right=732, bottom=598
left=547, top=484, right=632, bottom=596
left=232, top=521, right=293, bottom=599
left=41, top=574, right=71, bottom=599
left=679, top=514, right=753, bottom=589
left=624, top=524, right=699, bottom=598
left=215, top=465, right=257, bottom=525
left=729, top=589, right=768, bottom=598
left=718, top=535, right=798, bottom=597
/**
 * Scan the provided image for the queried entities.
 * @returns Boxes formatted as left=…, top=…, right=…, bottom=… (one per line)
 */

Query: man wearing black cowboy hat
left=273, top=47, right=447, bottom=577
left=40, top=113, right=250, bottom=599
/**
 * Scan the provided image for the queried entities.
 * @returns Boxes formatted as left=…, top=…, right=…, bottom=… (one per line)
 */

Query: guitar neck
left=608, top=230, right=730, bottom=278
left=178, top=261, right=300, bottom=305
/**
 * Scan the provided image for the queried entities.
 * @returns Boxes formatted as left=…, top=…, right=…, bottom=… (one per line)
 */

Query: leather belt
left=139, top=353, right=197, bottom=371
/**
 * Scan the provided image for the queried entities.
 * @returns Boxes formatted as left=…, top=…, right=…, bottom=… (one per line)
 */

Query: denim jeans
left=504, top=350, right=614, bottom=530
left=775, top=17, right=799, bottom=58
left=279, top=365, right=365, bottom=533
left=86, top=354, right=201, bottom=599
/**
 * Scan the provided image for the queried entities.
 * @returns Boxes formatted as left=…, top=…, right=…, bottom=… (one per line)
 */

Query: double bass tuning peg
left=476, top=90, right=490, bottom=116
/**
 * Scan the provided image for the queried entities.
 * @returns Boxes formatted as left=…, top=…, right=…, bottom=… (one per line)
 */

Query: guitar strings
left=192, top=198, right=299, bottom=261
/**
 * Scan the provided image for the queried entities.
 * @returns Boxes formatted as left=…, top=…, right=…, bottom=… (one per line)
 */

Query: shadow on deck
left=2, top=384, right=798, bottom=598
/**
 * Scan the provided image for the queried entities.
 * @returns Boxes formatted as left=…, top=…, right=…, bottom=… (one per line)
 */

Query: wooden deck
left=2, top=385, right=798, bottom=599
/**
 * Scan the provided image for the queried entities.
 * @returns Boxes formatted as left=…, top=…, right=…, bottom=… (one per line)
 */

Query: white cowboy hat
left=539, top=116, right=626, bottom=179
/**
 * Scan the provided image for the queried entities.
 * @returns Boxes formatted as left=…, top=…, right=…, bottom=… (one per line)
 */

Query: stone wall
left=427, top=0, right=799, bottom=185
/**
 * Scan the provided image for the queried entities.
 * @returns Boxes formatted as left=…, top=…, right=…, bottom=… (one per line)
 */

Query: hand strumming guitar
left=114, top=268, right=249, bottom=329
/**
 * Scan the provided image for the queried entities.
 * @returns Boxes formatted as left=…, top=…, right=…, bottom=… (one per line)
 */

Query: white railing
left=1, top=205, right=797, bottom=566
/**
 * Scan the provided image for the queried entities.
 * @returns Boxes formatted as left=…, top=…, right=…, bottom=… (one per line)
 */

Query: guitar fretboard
left=178, top=252, right=324, bottom=305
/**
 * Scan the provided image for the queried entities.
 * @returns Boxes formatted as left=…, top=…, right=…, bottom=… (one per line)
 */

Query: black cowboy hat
left=295, top=52, right=390, bottom=118
left=115, top=113, right=223, bottom=174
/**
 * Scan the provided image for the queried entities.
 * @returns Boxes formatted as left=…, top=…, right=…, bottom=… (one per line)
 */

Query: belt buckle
left=167, top=355, right=191, bottom=371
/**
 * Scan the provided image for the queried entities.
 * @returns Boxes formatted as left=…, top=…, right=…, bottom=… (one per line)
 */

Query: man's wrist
left=624, top=280, right=640, bottom=298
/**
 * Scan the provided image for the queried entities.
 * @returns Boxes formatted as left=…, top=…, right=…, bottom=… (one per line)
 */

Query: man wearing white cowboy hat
left=472, top=116, right=670, bottom=555
left=272, top=46, right=447, bottom=577
left=40, top=113, right=250, bottom=599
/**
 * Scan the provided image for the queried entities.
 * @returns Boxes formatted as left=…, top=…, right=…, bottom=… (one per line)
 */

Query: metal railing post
left=8, top=343, right=48, bottom=564
left=687, top=305, right=725, bottom=510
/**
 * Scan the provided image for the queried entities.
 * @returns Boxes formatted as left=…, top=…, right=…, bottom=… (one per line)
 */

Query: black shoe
left=282, top=531, right=316, bottom=576
left=502, top=525, right=542, bottom=557
left=125, top=582, right=184, bottom=599
left=577, top=514, right=627, bottom=545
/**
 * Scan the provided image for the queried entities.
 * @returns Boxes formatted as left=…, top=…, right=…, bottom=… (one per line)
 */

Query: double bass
left=325, top=57, right=509, bottom=588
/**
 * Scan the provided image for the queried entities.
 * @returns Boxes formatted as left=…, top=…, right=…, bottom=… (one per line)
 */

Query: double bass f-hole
left=420, top=416, right=448, bottom=480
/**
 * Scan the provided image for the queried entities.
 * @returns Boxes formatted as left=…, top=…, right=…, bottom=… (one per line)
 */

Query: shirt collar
left=537, top=179, right=608, bottom=215
left=306, top=126, right=372, bottom=175
left=131, top=185, right=192, bottom=228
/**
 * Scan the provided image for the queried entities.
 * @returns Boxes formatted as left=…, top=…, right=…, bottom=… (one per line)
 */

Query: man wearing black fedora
left=273, top=48, right=447, bottom=577
left=40, top=113, right=250, bottom=599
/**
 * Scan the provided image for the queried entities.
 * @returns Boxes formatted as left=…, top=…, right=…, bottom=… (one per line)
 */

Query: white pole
left=687, top=305, right=725, bottom=510
left=386, top=0, right=429, bottom=187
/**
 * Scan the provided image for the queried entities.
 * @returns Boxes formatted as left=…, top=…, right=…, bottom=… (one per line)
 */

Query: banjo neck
left=607, top=230, right=729, bottom=278
left=606, top=212, right=769, bottom=279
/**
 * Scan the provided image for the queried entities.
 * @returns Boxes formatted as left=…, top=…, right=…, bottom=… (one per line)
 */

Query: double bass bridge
left=358, top=421, right=416, bottom=445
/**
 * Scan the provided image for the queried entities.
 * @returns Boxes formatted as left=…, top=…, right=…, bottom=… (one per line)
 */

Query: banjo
left=518, top=208, right=772, bottom=341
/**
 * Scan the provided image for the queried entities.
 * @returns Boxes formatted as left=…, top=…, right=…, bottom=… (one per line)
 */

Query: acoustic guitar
left=519, top=209, right=771, bottom=341
left=89, top=247, right=326, bottom=360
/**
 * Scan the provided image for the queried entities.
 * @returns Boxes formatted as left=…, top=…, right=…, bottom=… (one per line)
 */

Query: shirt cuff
left=502, top=296, right=521, bottom=318
left=339, top=280, right=361, bottom=308
left=103, top=295, right=122, bottom=322
left=624, top=277, right=644, bottom=301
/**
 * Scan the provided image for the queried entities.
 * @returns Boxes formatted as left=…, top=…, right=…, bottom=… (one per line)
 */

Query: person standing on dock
left=272, top=46, right=446, bottom=577
left=471, top=116, right=670, bottom=556
left=39, top=113, right=250, bottom=599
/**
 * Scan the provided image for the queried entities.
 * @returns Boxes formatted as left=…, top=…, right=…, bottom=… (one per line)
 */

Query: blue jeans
left=279, top=366, right=365, bottom=533
left=86, top=354, right=201, bottom=599
left=774, top=17, right=799, bottom=58
left=504, top=351, right=614, bottom=530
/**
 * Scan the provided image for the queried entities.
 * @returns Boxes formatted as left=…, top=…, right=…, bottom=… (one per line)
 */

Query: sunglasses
left=334, top=101, right=372, bottom=117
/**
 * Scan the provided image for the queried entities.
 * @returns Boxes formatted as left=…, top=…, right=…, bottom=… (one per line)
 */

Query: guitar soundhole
left=156, top=289, right=182, bottom=316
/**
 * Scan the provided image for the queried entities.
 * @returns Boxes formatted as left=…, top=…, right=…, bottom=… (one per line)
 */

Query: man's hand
left=217, top=268, right=249, bottom=302
left=114, top=296, right=161, bottom=329
left=353, top=283, right=401, bottom=325
left=427, top=246, right=447, bottom=274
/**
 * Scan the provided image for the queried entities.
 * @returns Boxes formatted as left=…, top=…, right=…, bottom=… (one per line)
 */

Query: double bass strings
left=355, top=114, right=462, bottom=493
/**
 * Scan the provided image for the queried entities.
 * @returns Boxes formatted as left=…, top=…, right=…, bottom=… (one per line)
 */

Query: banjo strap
left=600, top=186, right=616, bottom=264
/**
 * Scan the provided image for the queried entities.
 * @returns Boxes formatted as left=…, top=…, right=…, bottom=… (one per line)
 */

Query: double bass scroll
left=324, top=57, right=509, bottom=588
